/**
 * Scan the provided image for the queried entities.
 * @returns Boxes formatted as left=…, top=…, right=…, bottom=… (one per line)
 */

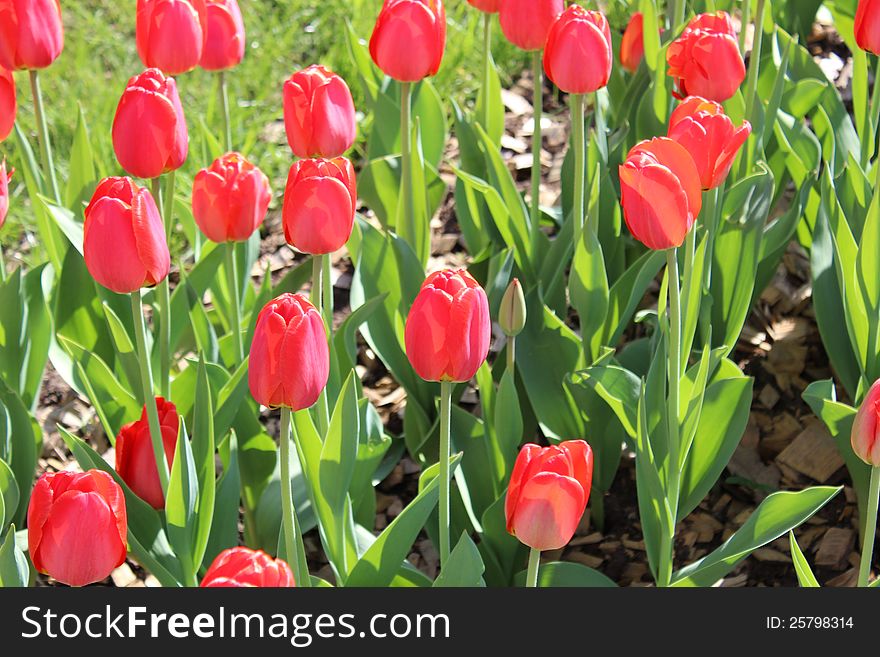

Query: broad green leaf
left=570, top=364, right=640, bottom=438
left=320, top=371, right=360, bottom=514
left=0, top=381, right=40, bottom=527
left=570, top=225, right=608, bottom=362
left=0, top=526, right=28, bottom=587
left=433, top=533, right=485, bottom=587
left=191, top=357, right=216, bottom=573
left=64, top=105, right=97, bottom=211
left=165, top=420, right=200, bottom=586
left=0, top=459, right=19, bottom=534
left=514, top=561, right=617, bottom=587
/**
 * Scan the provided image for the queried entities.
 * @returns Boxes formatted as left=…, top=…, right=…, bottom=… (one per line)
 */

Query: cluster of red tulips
left=2, top=0, right=880, bottom=590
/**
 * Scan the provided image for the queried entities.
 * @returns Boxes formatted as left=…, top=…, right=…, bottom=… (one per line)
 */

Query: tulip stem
left=530, top=52, right=543, bottom=245
left=399, top=81, right=417, bottom=258
left=28, top=70, right=61, bottom=204
left=280, top=408, right=309, bottom=587
left=858, top=466, right=880, bottom=587
left=570, top=93, right=586, bottom=243
left=525, top=547, right=541, bottom=588
left=156, top=173, right=176, bottom=399
left=219, top=71, right=233, bottom=153
left=311, top=255, right=330, bottom=436
left=226, top=242, right=243, bottom=363
left=738, top=0, right=765, bottom=179
left=439, top=380, right=453, bottom=568
left=131, top=289, right=170, bottom=497
left=739, top=0, right=751, bottom=51
left=481, top=12, right=492, bottom=130
left=869, top=59, right=880, bottom=164
left=506, top=335, right=516, bottom=377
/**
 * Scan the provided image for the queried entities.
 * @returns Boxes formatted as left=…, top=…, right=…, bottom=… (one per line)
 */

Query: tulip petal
left=131, top=187, right=170, bottom=287
left=112, top=87, right=178, bottom=179
left=311, top=77, right=357, bottom=158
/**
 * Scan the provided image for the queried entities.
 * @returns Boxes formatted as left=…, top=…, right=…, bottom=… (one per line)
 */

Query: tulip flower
left=282, top=157, right=356, bottom=256
left=283, top=65, right=357, bottom=159
left=620, top=12, right=646, bottom=73
left=852, top=378, right=880, bottom=587
left=619, top=137, right=702, bottom=251
left=192, top=152, right=271, bottom=243
left=668, top=96, right=751, bottom=190
left=499, top=0, right=564, bottom=52
left=543, top=6, right=612, bottom=95
left=200, top=547, right=295, bottom=587
left=249, top=293, right=329, bottom=411
left=83, top=177, right=170, bottom=295
left=369, top=0, right=446, bottom=82
left=0, top=0, right=64, bottom=71
left=466, top=0, right=501, bottom=12
left=405, top=269, right=491, bottom=383
left=112, top=68, right=188, bottom=180
left=200, top=0, right=245, bottom=71
left=0, top=66, right=14, bottom=142
left=666, top=12, right=745, bottom=102
left=115, top=397, right=179, bottom=510
left=27, top=470, right=128, bottom=587
left=0, top=160, right=10, bottom=229
left=137, top=0, right=208, bottom=76
left=857, top=0, right=880, bottom=54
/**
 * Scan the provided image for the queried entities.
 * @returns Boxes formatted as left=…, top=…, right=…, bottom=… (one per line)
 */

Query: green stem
left=870, top=57, right=880, bottom=165
left=481, top=12, right=492, bottom=129
left=28, top=70, right=61, bottom=204
left=226, top=242, right=243, bottom=363
left=858, top=466, right=880, bottom=587
left=219, top=70, right=233, bottom=152
left=439, top=380, right=453, bottom=568
left=671, top=0, right=685, bottom=32
left=131, top=289, right=170, bottom=496
left=742, top=0, right=765, bottom=125
left=506, top=335, right=515, bottom=377
left=571, top=93, right=586, bottom=242
left=0, top=248, right=6, bottom=282
left=279, top=408, right=306, bottom=585
left=311, top=255, right=330, bottom=435
left=739, top=0, right=751, bottom=51
left=525, top=547, right=541, bottom=587
left=399, top=82, right=415, bottom=253
left=322, top=253, right=333, bottom=337
left=156, top=172, right=176, bottom=399
left=530, top=52, right=543, bottom=245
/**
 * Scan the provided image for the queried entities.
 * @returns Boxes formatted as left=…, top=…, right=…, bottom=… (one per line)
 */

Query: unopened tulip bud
left=852, top=379, right=880, bottom=466
left=369, top=0, right=446, bottom=82
left=137, top=0, right=208, bottom=76
left=200, top=0, right=245, bottom=71
left=543, top=6, right=612, bottom=95
left=499, top=278, right=526, bottom=337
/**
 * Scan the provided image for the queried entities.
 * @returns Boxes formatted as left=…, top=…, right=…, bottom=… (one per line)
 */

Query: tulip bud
left=0, top=0, right=64, bottom=71
left=200, top=0, right=245, bottom=71
left=543, top=6, right=612, bottom=95
left=369, top=0, right=446, bottom=82
left=200, top=547, right=295, bottom=587
left=28, top=469, right=128, bottom=586
left=249, top=293, right=329, bottom=410
left=83, top=177, right=170, bottom=294
left=466, top=0, right=501, bottom=13
left=115, top=397, right=179, bottom=509
left=137, top=0, right=208, bottom=76
left=505, top=441, right=593, bottom=551
left=620, top=12, right=646, bottom=73
left=857, top=0, right=880, bottom=54
left=619, top=137, right=702, bottom=250
left=666, top=12, right=745, bottom=102
left=0, top=66, right=15, bottom=142
left=668, top=96, right=751, bottom=190
left=0, top=160, right=10, bottom=229
left=282, top=157, right=356, bottom=255
left=405, top=269, right=491, bottom=382
left=852, top=379, right=880, bottom=466
left=192, top=152, right=271, bottom=243
left=112, top=68, right=189, bottom=179
left=499, top=0, right=564, bottom=52
left=283, top=65, right=357, bottom=159
left=499, top=278, right=526, bottom=337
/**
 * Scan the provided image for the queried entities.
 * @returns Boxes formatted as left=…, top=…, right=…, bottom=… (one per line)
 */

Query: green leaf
left=319, top=370, right=360, bottom=514
left=0, top=459, right=19, bottom=534
left=514, top=561, right=617, bottom=587
left=165, top=419, right=199, bottom=586
left=474, top=43, right=504, bottom=145
left=204, top=432, right=241, bottom=568
left=64, top=105, right=96, bottom=211
left=0, top=526, right=29, bottom=587
left=0, top=381, right=40, bottom=527
left=191, top=357, right=216, bottom=573
left=570, top=365, right=640, bottom=438
left=789, top=531, right=820, bottom=587
left=492, top=370, right=522, bottom=482
left=433, top=533, right=485, bottom=587
left=570, top=226, right=608, bottom=361
left=672, top=487, right=841, bottom=586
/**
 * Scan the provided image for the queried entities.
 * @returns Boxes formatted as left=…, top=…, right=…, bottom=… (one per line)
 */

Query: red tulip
left=852, top=379, right=880, bottom=466
left=466, top=0, right=501, bottom=13
left=0, top=66, right=14, bottom=142
left=83, top=177, right=170, bottom=294
left=499, top=0, right=564, bottom=51
left=249, top=293, right=329, bottom=410
left=619, top=137, right=702, bottom=250
left=283, top=65, right=357, bottom=159
left=112, top=68, right=188, bottom=179
left=200, top=0, right=245, bottom=71
left=28, top=470, right=128, bottom=587
left=620, top=12, right=646, bottom=72
left=543, top=6, right=612, bottom=95
left=668, top=96, right=751, bottom=190
left=0, top=0, right=64, bottom=71
left=369, top=0, right=446, bottom=82
left=192, top=152, right=271, bottom=243
left=666, top=11, right=745, bottom=102
left=0, top=160, right=10, bottom=228
left=404, top=269, right=491, bottom=382
left=282, top=157, right=356, bottom=255
left=857, top=0, right=880, bottom=54
left=200, top=547, right=295, bottom=587
left=505, top=441, right=593, bottom=551
left=137, top=0, right=207, bottom=76
left=115, top=397, right=179, bottom=510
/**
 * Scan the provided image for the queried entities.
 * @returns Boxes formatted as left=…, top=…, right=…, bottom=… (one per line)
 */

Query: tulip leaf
left=493, top=370, right=523, bottom=483
left=204, top=432, right=241, bottom=569
left=320, top=370, right=360, bottom=515
left=672, top=486, right=841, bottom=586
left=101, top=301, right=142, bottom=405
left=165, top=419, right=200, bottom=586
left=0, top=381, right=40, bottom=528
left=514, top=561, right=617, bottom=587
left=169, top=243, right=225, bottom=353
left=789, top=531, right=820, bottom=587
left=600, top=249, right=666, bottom=349
left=570, top=223, right=609, bottom=362
left=191, top=356, right=216, bottom=574
left=0, top=459, right=19, bottom=535
left=433, top=533, right=485, bottom=587
left=570, top=364, right=640, bottom=439
left=64, top=105, right=97, bottom=212
left=0, top=526, right=29, bottom=588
